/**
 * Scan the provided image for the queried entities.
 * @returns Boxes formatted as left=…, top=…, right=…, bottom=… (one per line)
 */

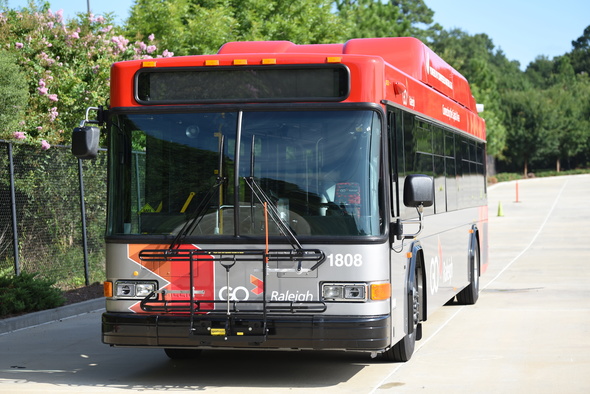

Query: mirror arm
left=390, top=204, right=426, bottom=252
left=399, top=205, right=425, bottom=239
left=80, top=106, right=107, bottom=127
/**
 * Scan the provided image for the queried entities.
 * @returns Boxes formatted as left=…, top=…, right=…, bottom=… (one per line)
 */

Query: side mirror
left=72, top=125, right=100, bottom=159
left=403, top=174, right=434, bottom=208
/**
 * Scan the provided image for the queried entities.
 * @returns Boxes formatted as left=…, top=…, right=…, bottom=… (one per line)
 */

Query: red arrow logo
left=250, top=275, right=263, bottom=295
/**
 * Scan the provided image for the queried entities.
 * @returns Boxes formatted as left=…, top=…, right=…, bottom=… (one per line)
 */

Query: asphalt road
left=1, top=174, right=589, bottom=393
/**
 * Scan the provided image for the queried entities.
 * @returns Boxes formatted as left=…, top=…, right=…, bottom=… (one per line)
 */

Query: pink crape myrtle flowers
left=3, top=7, right=173, bottom=147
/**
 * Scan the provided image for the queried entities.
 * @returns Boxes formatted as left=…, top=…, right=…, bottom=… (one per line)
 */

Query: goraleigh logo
left=270, top=290, right=313, bottom=302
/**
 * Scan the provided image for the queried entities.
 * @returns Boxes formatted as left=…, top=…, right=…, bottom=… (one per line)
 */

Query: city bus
left=73, top=37, right=487, bottom=362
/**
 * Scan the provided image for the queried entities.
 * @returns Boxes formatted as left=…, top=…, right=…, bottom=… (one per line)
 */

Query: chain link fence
left=0, top=141, right=107, bottom=289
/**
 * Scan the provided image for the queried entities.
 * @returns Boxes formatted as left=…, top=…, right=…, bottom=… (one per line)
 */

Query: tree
left=126, top=0, right=442, bottom=56
left=526, top=54, right=576, bottom=88
left=570, top=25, right=590, bottom=75
left=522, top=42, right=590, bottom=171
left=542, top=75, right=590, bottom=171
left=0, top=51, right=28, bottom=138
left=502, top=89, right=556, bottom=176
left=125, top=0, right=343, bottom=56
left=391, top=0, right=442, bottom=42
left=234, top=0, right=343, bottom=43
left=125, top=0, right=237, bottom=56
left=0, top=2, right=171, bottom=146
left=525, top=56, right=556, bottom=89
left=429, top=29, right=508, bottom=158
left=335, top=0, right=408, bottom=38
left=334, top=0, right=440, bottom=41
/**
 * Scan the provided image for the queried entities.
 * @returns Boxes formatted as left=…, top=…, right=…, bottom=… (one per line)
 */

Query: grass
left=490, top=168, right=590, bottom=184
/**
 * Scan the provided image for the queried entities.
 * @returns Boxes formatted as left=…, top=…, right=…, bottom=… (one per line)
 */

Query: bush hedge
left=0, top=272, right=65, bottom=317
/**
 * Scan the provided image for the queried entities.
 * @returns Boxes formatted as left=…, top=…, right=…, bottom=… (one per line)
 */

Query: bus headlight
left=115, top=281, right=157, bottom=298
left=322, top=283, right=367, bottom=302
left=136, top=283, right=157, bottom=297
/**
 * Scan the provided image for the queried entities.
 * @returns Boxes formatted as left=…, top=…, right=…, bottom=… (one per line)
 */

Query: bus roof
left=219, top=37, right=478, bottom=114
left=110, top=37, right=485, bottom=141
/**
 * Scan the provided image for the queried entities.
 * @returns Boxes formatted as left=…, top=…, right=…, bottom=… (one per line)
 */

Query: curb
left=0, top=297, right=105, bottom=335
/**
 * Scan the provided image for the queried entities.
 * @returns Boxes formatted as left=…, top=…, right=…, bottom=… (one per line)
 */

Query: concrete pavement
left=1, top=175, right=589, bottom=393
left=371, top=174, right=590, bottom=393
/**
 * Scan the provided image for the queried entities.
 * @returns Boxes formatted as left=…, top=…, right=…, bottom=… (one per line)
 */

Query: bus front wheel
left=382, top=269, right=421, bottom=362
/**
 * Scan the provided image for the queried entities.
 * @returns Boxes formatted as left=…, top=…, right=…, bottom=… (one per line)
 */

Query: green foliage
left=501, top=88, right=554, bottom=176
left=0, top=272, right=65, bottom=316
left=570, top=25, right=590, bottom=75
left=334, top=0, right=440, bottom=41
left=494, top=173, right=522, bottom=183
left=0, top=2, right=171, bottom=147
left=235, top=0, right=343, bottom=43
left=391, top=0, right=442, bottom=42
left=495, top=168, right=590, bottom=183
left=0, top=51, right=28, bottom=138
left=0, top=143, right=107, bottom=291
left=336, top=0, right=407, bottom=38
left=428, top=29, right=507, bottom=157
left=534, top=168, right=590, bottom=177
left=125, top=0, right=442, bottom=56
left=2, top=1, right=587, bottom=173
left=126, top=0, right=343, bottom=56
left=431, top=23, right=590, bottom=173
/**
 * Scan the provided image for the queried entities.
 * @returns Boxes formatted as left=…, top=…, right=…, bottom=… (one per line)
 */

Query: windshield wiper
left=169, top=136, right=226, bottom=249
left=243, top=176, right=302, bottom=250
left=243, top=175, right=325, bottom=271
left=244, top=134, right=303, bottom=251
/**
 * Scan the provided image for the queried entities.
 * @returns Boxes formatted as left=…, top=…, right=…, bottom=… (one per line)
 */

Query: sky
left=6, top=0, right=590, bottom=70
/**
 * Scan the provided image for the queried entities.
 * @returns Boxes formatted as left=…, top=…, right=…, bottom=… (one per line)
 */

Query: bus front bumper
left=102, top=312, right=390, bottom=351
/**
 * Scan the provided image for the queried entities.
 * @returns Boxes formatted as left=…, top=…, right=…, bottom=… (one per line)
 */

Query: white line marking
left=482, top=178, right=568, bottom=290
left=369, top=178, right=569, bottom=393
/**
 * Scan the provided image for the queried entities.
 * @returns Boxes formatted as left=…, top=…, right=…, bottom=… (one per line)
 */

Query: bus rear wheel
left=456, top=241, right=480, bottom=305
left=164, top=348, right=202, bottom=360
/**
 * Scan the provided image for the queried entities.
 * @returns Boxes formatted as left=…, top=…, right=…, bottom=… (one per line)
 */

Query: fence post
left=78, top=158, right=90, bottom=286
left=8, top=142, right=20, bottom=276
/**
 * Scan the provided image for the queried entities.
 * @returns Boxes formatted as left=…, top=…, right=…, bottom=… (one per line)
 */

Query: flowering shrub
left=0, top=50, right=28, bottom=138
left=0, top=3, right=172, bottom=148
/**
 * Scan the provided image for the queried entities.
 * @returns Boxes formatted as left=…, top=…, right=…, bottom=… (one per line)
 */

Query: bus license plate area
left=191, top=318, right=267, bottom=343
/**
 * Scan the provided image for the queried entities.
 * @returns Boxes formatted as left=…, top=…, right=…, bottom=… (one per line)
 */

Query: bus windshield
left=107, top=109, right=382, bottom=238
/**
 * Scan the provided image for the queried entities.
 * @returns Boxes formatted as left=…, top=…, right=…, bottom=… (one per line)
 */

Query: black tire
left=382, top=270, right=420, bottom=362
left=456, top=240, right=480, bottom=305
left=164, top=348, right=202, bottom=360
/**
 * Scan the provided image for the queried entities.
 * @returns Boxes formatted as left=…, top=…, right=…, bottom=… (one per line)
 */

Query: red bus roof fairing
left=110, top=37, right=485, bottom=141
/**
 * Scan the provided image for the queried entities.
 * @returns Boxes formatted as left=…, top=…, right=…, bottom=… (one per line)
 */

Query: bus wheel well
left=415, top=248, right=427, bottom=323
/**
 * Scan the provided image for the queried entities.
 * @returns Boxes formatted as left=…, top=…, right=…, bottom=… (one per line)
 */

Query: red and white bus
left=73, top=37, right=487, bottom=362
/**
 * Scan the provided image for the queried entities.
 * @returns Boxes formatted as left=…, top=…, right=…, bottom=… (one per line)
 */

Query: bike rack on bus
left=138, top=247, right=326, bottom=343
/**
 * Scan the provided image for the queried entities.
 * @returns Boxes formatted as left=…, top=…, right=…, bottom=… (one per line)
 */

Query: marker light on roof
left=394, top=82, right=407, bottom=95
left=205, top=59, right=220, bottom=66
